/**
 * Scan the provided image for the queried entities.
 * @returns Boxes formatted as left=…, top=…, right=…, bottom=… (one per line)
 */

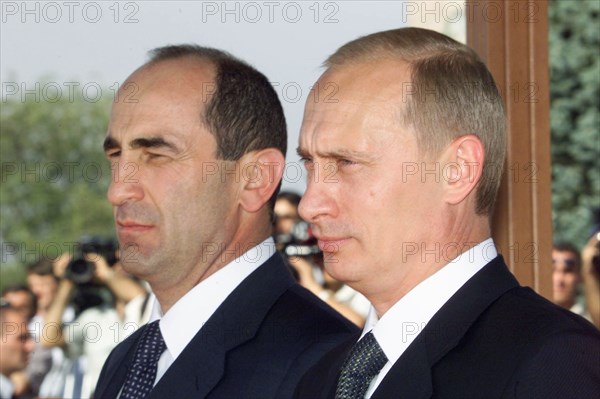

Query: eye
left=338, top=158, right=356, bottom=167
left=300, top=157, right=314, bottom=169
left=145, top=151, right=171, bottom=162
left=106, top=150, right=121, bottom=159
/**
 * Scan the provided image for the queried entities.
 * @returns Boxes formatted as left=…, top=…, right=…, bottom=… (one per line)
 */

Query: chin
left=324, top=259, right=361, bottom=285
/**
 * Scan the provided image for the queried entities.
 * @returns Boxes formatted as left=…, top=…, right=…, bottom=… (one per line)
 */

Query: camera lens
left=66, top=257, right=95, bottom=284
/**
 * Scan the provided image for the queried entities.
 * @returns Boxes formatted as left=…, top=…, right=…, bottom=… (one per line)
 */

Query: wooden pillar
left=467, top=0, right=553, bottom=298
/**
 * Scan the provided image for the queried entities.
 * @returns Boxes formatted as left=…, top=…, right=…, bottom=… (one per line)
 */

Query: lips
left=316, top=236, right=349, bottom=252
left=116, top=220, right=154, bottom=234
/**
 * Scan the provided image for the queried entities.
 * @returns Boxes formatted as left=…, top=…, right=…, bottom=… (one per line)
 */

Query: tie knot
left=344, top=331, right=388, bottom=377
left=121, top=320, right=167, bottom=399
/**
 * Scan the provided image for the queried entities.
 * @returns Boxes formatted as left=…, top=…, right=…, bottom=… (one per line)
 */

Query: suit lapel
left=320, top=334, right=361, bottom=398
left=372, top=256, right=519, bottom=399
left=149, top=254, right=296, bottom=398
left=94, top=327, right=143, bottom=399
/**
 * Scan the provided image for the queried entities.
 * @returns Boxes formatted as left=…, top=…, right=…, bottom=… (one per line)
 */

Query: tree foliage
left=549, top=0, right=600, bottom=247
left=1, top=82, right=114, bottom=288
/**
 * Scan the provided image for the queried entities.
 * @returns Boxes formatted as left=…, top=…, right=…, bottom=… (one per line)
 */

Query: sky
left=1, top=0, right=465, bottom=193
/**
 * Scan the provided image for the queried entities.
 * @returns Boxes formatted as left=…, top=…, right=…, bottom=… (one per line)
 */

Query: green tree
left=1, top=81, right=114, bottom=289
left=549, top=0, right=600, bottom=248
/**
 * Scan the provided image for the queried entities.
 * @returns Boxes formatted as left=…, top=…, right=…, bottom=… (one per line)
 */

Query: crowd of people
left=1, top=26, right=599, bottom=399
left=1, top=251, right=152, bottom=398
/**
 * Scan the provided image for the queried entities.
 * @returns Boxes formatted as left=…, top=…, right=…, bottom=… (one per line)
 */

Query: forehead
left=1, top=310, right=26, bottom=327
left=552, top=249, right=578, bottom=259
left=126, top=58, right=216, bottom=101
left=275, top=199, right=297, bottom=214
left=300, top=59, right=414, bottom=153
left=108, top=58, right=217, bottom=143
left=27, top=274, right=55, bottom=284
left=4, top=291, right=29, bottom=302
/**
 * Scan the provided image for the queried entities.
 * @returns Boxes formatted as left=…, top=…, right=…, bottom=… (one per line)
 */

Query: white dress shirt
left=0, top=373, right=14, bottom=399
left=145, top=237, right=277, bottom=387
left=363, top=239, right=498, bottom=398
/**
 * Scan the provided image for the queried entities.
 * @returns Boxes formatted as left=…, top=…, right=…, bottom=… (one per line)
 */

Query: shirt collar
left=364, top=238, right=497, bottom=364
left=150, top=237, right=277, bottom=360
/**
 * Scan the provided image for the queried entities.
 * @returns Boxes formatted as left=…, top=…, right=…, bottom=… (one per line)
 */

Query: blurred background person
left=39, top=243, right=147, bottom=398
left=286, top=251, right=369, bottom=327
left=1, top=285, right=37, bottom=398
left=274, top=192, right=370, bottom=327
left=20, top=258, right=75, bottom=399
left=581, top=226, right=600, bottom=328
left=1, top=286, right=36, bottom=322
left=0, top=301, right=34, bottom=399
left=552, top=242, right=592, bottom=321
left=26, top=258, right=75, bottom=325
left=274, top=191, right=302, bottom=250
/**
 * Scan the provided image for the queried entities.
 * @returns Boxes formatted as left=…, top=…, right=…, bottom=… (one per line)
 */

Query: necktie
left=121, top=320, right=166, bottom=399
left=335, top=331, right=388, bottom=399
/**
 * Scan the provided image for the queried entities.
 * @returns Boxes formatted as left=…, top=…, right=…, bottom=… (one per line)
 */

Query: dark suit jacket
left=94, top=254, right=358, bottom=399
left=295, top=256, right=600, bottom=399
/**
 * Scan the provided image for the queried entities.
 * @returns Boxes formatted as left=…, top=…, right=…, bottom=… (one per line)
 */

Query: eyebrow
left=296, top=146, right=375, bottom=163
left=103, top=136, right=180, bottom=153
left=296, top=147, right=310, bottom=159
left=103, top=136, right=119, bottom=152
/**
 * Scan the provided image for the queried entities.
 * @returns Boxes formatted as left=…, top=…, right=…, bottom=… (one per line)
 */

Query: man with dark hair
left=1, top=285, right=36, bottom=321
left=0, top=302, right=34, bottom=399
left=95, top=45, right=356, bottom=399
left=1, top=285, right=37, bottom=396
left=552, top=242, right=591, bottom=319
left=22, top=258, right=74, bottom=398
left=295, top=27, right=600, bottom=398
left=26, top=258, right=60, bottom=321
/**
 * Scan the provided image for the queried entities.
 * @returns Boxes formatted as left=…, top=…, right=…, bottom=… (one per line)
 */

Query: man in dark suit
left=95, top=45, right=357, bottom=399
left=295, top=27, right=600, bottom=398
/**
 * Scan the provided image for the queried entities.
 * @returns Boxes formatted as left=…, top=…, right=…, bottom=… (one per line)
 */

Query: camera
left=66, top=236, right=118, bottom=284
left=282, top=221, right=321, bottom=258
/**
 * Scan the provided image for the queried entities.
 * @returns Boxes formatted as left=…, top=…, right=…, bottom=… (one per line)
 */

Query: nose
left=107, top=160, right=144, bottom=206
left=552, top=270, right=565, bottom=285
left=24, top=335, right=35, bottom=354
left=298, top=161, right=338, bottom=224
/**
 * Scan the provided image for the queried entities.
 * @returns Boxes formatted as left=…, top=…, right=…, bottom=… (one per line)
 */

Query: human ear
left=442, top=134, right=485, bottom=205
left=237, top=148, right=285, bottom=213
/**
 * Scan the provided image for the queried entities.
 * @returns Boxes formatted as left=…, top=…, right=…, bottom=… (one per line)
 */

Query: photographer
left=582, top=230, right=600, bottom=328
left=281, top=221, right=370, bottom=327
left=40, top=249, right=146, bottom=398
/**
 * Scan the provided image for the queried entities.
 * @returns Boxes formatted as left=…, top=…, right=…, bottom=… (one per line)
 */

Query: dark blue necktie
left=335, top=331, right=388, bottom=399
left=121, top=320, right=166, bottom=399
